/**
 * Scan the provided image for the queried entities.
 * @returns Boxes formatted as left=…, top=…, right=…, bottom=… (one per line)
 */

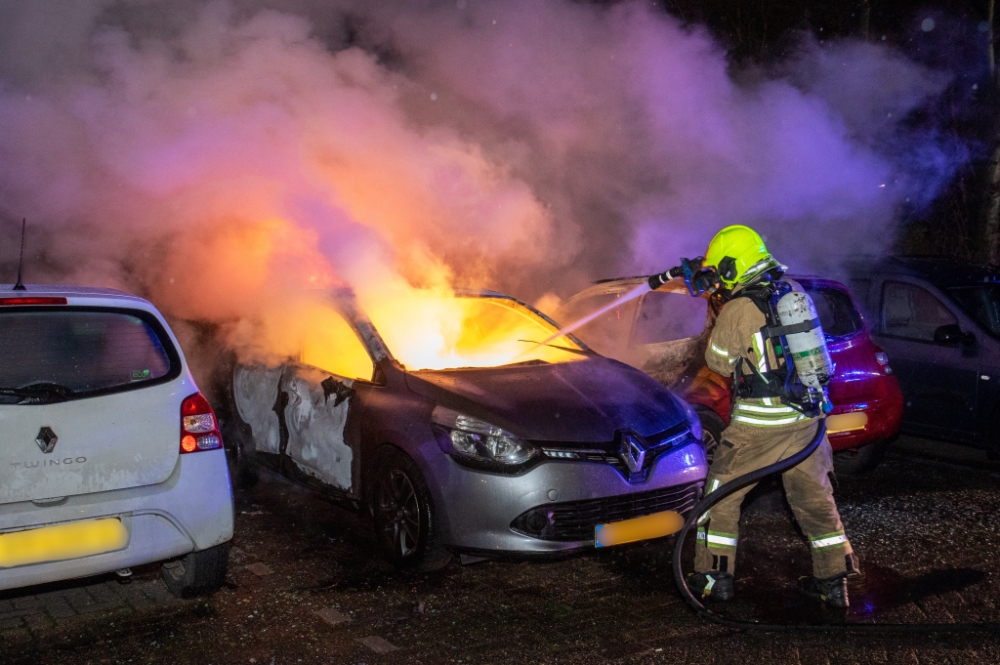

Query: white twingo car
left=0, top=285, right=234, bottom=597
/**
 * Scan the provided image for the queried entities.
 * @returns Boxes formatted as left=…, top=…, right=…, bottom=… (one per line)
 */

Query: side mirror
left=933, top=324, right=975, bottom=346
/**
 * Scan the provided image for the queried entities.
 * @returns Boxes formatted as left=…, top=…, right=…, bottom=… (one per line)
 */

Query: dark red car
left=560, top=275, right=904, bottom=473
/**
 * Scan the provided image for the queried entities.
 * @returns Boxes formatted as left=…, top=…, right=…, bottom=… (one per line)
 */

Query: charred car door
left=277, top=307, right=376, bottom=497
left=628, top=288, right=712, bottom=390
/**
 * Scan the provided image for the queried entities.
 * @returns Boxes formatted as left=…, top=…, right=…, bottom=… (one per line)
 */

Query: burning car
left=0, top=285, right=233, bottom=597
left=559, top=275, right=904, bottom=474
left=225, top=288, right=707, bottom=571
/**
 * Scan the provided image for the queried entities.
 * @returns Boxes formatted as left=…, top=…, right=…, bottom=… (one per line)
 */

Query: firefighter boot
left=686, top=572, right=734, bottom=602
left=798, top=573, right=849, bottom=608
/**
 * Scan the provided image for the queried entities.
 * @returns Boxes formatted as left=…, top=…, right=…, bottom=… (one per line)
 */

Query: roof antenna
left=13, top=218, right=26, bottom=291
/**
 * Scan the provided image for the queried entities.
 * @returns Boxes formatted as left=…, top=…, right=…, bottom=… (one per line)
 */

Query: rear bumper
left=0, top=450, right=233, bottom=592
left=828, top=389, right=904, bottom=452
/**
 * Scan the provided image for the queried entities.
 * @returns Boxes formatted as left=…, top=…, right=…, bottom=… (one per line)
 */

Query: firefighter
left=681, top=225, right=859, bottom=608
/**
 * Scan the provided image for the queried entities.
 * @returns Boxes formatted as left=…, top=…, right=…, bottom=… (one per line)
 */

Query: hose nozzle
left=649, top=257, right=718, bottom=296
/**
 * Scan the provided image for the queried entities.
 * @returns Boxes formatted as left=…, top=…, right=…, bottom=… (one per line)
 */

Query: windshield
left=0, top=307, right=178, bottom=403
left=371, top=295, right=585, bottom=371
left=947, top=285, right=1000, bottom=338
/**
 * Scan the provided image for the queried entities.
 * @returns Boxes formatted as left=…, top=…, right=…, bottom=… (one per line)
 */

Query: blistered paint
left=233, top=365, right=284, bottom=454
left=355, top=321, right=388, bottom=362
left=283, top=368, right=354, bottom=492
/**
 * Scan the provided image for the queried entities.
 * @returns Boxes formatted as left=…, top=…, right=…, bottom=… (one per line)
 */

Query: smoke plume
left=0, top=0, right=957, bottom=379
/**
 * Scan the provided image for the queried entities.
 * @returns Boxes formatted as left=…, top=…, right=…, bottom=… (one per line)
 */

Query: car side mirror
left=933, top=324, right=974, bottom=346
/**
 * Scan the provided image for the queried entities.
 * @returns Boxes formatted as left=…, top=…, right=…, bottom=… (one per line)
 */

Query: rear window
left=0, top=307, right=179, bottom=402
left=803, top=286, right=864, bottom=338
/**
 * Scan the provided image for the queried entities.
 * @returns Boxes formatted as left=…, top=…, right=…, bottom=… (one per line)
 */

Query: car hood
left=405, top=356, right=688, bottom=444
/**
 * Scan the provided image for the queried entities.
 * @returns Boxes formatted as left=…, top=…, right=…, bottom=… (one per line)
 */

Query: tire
left=695, top=407, right=726, bottom=467
left=833, top=439, right=888, bottom=476
left=161, top=543, right=229, bottom=598
left=371, top=447, right=452, bottom=572
left=220, top=369, right=260, bottom=489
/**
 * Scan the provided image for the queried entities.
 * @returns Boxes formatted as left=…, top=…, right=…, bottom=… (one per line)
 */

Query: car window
left=632, top=291, right=708, bottom=345
left=881, top=281, right=956, bottom=342
left=802, top=286, right=864, bottom=338
left=300, top=307, right=374, bottom=381
left=0, top=307, right=176, bottom=398
left=947, top=285, right=1000, bottom=339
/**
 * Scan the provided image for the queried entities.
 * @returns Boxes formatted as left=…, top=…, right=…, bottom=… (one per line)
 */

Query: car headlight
left=431, top=406, right=538, bottom=467
left=672, top=394, right=703, bottom=442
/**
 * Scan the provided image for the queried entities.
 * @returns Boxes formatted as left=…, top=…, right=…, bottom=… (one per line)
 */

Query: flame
left=362, top=288, right=582, bottom=371
left=233, top=266, right=582, bottom=376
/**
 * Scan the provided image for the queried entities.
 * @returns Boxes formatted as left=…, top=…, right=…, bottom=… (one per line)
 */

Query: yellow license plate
left=0, top=518, right=128, bottom=568
left=595, top=510, right=685, bottom=548
left=827, top=412, right=868, bottom=434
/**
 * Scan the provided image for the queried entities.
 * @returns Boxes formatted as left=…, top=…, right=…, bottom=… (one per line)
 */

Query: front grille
left=537, top=421, right=696, bottom=482
left=510, top=480, right=704, bottom=542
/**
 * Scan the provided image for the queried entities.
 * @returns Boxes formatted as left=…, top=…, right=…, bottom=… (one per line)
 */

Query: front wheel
left=371, top=448, right=452, bottom=572
left=695, top=407, right=726, bottom=467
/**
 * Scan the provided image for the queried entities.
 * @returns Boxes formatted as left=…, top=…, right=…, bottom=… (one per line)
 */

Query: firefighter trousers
left=693, top=416, right=856, bottom=580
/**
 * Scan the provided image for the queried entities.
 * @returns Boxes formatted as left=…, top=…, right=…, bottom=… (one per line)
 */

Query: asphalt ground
left=3, top=435, right=1000, bottom=665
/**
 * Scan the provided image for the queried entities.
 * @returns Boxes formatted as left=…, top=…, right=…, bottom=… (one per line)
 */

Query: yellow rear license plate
left=595, top=510, right=685, bottom=548
left=0, top=518, right=128, bottom=568
left=826, top=412, right=868, bottom=434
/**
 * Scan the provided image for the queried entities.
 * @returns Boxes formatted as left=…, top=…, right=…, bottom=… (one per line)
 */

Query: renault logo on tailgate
left=36, top=427, right=58, bottom=454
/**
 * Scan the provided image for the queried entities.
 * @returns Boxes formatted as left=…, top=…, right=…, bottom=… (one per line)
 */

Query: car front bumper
left=423, top=441, right=707, bottom=555
left=0, top=450, right=234, bottom=592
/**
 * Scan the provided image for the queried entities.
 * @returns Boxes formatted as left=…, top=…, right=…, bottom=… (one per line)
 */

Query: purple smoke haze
left=0, top=0, right=960, bottom=368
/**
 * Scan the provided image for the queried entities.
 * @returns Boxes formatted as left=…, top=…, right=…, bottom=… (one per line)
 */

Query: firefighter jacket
left=705, top=288, right=811, bottom=427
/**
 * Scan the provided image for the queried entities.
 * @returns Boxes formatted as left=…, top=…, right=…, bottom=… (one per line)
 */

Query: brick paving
left=0, top=436, right=998, bottom=664
left=0, top=576, right=190, bottom=646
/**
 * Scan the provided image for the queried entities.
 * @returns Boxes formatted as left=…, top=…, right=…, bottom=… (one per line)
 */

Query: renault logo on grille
left=36, top=427, right=58, bottom=454
left=618, top=431, right=647, bottom=474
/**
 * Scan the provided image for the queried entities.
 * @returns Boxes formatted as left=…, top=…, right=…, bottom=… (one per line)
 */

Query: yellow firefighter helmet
left=704, top=225, right=780, bottom=288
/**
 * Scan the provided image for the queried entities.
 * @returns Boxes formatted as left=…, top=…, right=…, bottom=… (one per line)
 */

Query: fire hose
left=670, top=417, right=999, bottom=633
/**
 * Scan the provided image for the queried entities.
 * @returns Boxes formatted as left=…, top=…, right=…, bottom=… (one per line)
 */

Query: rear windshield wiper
left=0, top=382, right=76, bottom=403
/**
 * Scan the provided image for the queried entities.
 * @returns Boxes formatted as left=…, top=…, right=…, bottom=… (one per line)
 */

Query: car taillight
left=874, top=351, right=892, bottom=374
left=180, top=392, right=222, bottom=454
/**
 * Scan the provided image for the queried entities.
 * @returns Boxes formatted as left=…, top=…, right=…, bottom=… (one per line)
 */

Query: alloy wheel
left=701, top=428, right=719, bottom=466
left=377, top=469, right=422, bottom=559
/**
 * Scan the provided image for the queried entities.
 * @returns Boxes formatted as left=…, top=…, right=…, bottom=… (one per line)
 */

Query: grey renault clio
left=225, top=288, right=707, bottom=570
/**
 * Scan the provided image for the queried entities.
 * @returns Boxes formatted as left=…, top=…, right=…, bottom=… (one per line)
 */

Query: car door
left=628, top=289, right=712, bottom=390
left=873, top=278, right=979, bottom=436
left=278, top=305, right=377, bottom=497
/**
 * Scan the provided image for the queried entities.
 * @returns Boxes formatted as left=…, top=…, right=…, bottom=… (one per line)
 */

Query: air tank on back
left=775, top=291, right=833, bottom=391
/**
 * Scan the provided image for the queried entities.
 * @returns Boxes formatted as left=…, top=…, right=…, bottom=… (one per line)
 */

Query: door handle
left=321, top=376, right=355, bottom=406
